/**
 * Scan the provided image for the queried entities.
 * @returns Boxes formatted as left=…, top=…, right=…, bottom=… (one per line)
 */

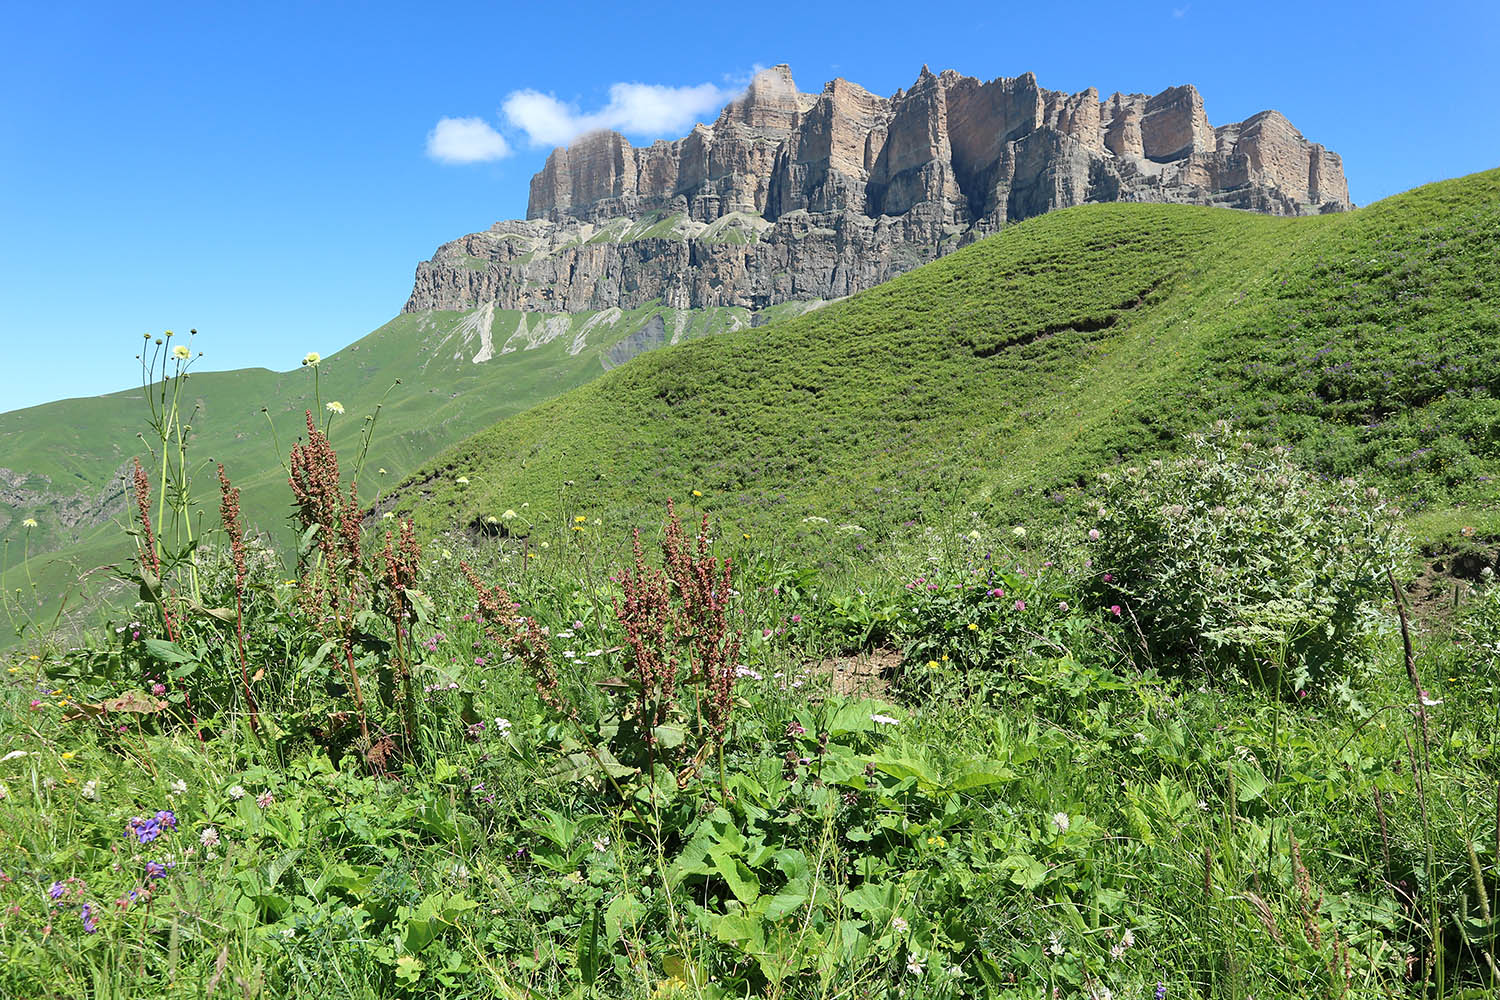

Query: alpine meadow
left=4, top=40, right=1500, bottom=1000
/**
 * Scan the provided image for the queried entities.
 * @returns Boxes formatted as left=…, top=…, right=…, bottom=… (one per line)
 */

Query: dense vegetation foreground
left=2, top=171, right=1500, bottom=999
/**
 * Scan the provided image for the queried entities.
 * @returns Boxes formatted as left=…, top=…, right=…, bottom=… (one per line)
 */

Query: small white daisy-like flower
left=302, top=352, right=321, bottom=366
left=170, top=778, right=187, bottom=796
left=456, top=476, right=469, bottom=484
left=870, top=713, right=900, bottom=726
left=493, top=718, right=512, bottom=734
left=891, top=916, right=909, bottom=933
left=1052, top=812, right=1070, bottom=833
left=172, top=344, right=191, bottom=361
left=906, top=955, right=924, bottom=976
left=325, top=401, right=344, bottom=415
left=21, top=517, right=38, bottom=529
left=80, top=779, right=99, bottom=800
left=592, top=836, right=610, bottom=852
left=1048, top=931, right=1064, bottom=955
left=228, top=785, right=246, bottom=801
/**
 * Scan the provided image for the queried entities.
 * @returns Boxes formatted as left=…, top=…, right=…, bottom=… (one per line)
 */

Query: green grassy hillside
left=0, top=302, right=756, bottom=640
left=397, top=169, right=1500, bottom=546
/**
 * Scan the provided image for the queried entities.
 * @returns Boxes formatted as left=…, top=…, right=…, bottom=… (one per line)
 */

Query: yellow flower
left=325, top=401, right=344, bottom=415
left=692, top=490, right=703, bottom=497
left=926, top=835, right=947, bottom=848
left=941, top=654, right=949, bottom=662
left=303, top=351, right=321, bottom=366
left=6, top=668, right=16, bottom=674
left=60, top=752, right=74, bottom=760
left=502, top=509, right=518, bottom=519
left=526, top=552, right=538, bottom=559
left=574, top=516, right=587, bottom=523
left=172, top=344, right=191, bottom=361
left=455, top=476, right=469, bottom=485
left=571, top=525, right=584, bottom=532
left=21, top=518, right=37, bottom=529
left=967, top=623, right=979, bottom=631
left=742, top=533, right=750, bottom=540
left=927, top=660, right=939, bottom=670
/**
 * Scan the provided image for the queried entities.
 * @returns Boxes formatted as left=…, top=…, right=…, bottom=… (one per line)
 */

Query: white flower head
left=1048, top=930, right=1065, bottom=955
left=302, top=352, right=321, bottom=366
left=456, top=476, right=469, bottom=485
left=325, top=400, right=344, bottom=415
left=1052, top=811, right=1070, bottom=833
left=21, top=518, right=37, bottom=529
left=200, top=826, right=220, bottom=848
left=80, top=779, right=98, bottom=800
left=493, top=718, right=512, bottom=734
left=891, top=916, right=909, bottom=933
left=1012, top=526, right=1026, bottom=538
left=228, top=785, right=246, bottom=801
left=592, top=836, right=610, bottom=852
left=906, top=955, right=924, bottom=976
left=870, top=713, right=900, bottom=726
left=170, top=778, right=187, bottom=796
left=172, top=344, right=191, bottom=361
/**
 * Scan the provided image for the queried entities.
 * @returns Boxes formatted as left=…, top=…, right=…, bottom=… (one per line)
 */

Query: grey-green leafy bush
left=1088, top=427, right=1409, bottom=690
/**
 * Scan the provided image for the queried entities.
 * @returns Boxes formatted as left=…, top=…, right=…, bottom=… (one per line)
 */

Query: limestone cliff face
left=407, top=64, right=1349, bottom=315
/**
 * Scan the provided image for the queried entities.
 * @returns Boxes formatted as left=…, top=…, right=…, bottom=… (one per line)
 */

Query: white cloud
left=501, top=80, right=737, bottom=148
left=426, top=117, right=512, bottom=164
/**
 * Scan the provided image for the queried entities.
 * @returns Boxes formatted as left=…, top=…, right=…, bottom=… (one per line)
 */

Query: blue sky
left=2, top=0, right=1496, bottom=413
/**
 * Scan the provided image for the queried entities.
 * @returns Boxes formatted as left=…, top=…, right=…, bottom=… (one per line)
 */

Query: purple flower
left=48, top=881, right=64, bottom=900
left=145, top=861, right=168, bottom=880
left=1156, top=984, right=1167, bottom=1000
left=785, top=721, right=806, bottom=738
left=81, top=903, right=97, bottom=933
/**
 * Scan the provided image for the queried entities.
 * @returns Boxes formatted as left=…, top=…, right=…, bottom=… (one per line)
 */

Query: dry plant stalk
left=131, top=457, right=175, bottom=641
left=287, top=410, right=370, bottom=740
left=461, top=561, right=571, bottom=717
left=380, top=518, right=423, bottom=751
left=217, top=464, right=258, bottom=732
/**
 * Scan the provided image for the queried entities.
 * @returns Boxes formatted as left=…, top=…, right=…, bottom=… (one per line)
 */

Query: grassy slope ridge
left=400, top=169, right=1500, bottom=544
left=0, top=303, right=751, bottom=637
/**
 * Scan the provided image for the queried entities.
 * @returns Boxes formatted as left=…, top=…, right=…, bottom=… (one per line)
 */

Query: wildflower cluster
left=125, top=809, right=178, bottom=845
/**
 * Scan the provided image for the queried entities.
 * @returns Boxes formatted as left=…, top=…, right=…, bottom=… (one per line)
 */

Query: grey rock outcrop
left=406, top=64, right=1349, bottom=316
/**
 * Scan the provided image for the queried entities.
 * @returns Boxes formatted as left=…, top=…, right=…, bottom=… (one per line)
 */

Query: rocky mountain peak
left=415, top=64, right=1351, bottom=325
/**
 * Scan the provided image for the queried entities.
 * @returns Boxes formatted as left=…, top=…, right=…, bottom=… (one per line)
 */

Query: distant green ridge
left=394, top=169, right=1500, bottom=546
left=0, top=301, right=757, bottom=642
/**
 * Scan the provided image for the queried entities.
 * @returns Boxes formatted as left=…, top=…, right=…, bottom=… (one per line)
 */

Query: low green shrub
left=1088, top=427, right=1409, bottom=691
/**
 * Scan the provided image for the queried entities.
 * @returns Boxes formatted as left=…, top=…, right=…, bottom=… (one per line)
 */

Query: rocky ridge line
left=406, top=64, right=1348, bottom=316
